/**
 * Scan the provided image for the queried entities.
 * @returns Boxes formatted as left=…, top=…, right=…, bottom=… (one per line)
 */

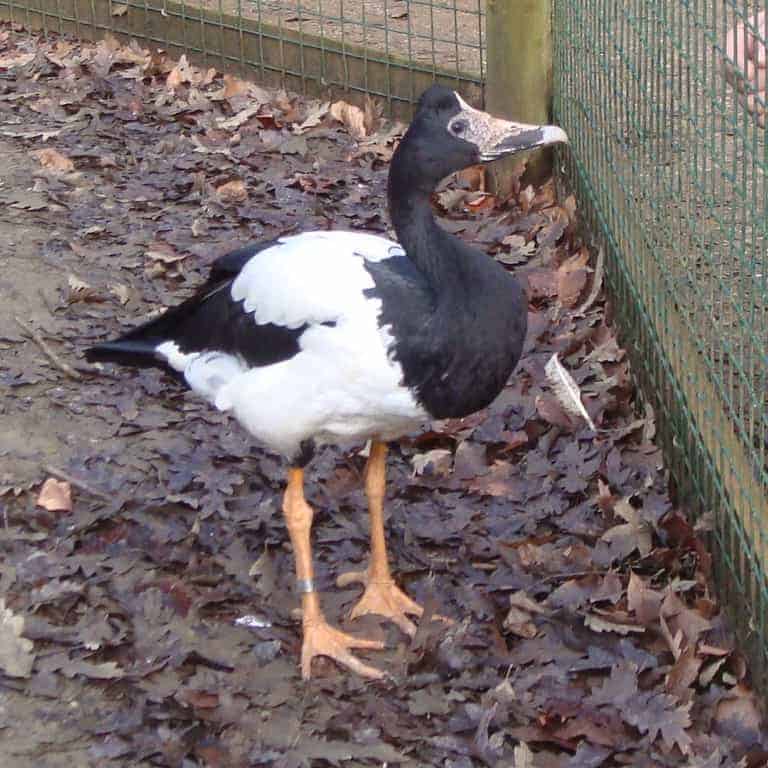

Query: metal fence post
left=486, top=0, right=553, bottom=191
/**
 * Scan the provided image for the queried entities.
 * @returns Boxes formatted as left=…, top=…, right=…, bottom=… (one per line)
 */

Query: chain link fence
left=554, top=0, right=768, bottom=690
left=0, top=0, right=484, bottom=113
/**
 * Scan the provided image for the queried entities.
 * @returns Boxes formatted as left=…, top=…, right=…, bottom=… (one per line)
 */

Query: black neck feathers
left=378, top=118, right=528, bottom=420
left=387, top=129, right=476, bottom=294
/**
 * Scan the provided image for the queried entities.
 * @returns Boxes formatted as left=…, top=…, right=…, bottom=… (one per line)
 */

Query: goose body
left=86, top=85, right=567, bottom=678
left=92, top=224, right=526, bottom=461
left=153, top=231, right=430, bottom=459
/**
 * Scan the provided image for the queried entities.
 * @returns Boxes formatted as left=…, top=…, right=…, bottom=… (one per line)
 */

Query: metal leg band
left=296, top=578, right=315, bottom=594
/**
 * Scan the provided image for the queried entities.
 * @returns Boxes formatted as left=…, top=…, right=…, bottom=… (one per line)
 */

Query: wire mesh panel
left=553, top=0, right=768, bottom=688
left=0, top=0, right=485, bottom=113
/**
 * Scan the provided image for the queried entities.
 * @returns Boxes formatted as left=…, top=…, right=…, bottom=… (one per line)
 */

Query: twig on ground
left=42, top=464, right=110, bottom=500
left=14, top=315, right=82, bottom=380
left=541, top=570, right=603, bottom=583
left=573, top=247, right=605, bottom=317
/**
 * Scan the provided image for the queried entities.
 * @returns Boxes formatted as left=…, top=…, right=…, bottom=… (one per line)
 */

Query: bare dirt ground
left=0, top=142, right=131, bottom=767
left=196, top=0, right=485, bottom=75
left=1, top=26, right=767, bottom=768
left=0, top=142, right=116, bottom=484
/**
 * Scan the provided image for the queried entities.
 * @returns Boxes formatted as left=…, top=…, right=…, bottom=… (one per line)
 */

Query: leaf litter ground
left=0, top=25, right=766, bottom=768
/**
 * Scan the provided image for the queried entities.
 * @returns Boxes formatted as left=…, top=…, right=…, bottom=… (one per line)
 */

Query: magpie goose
left=86, top=85, right=568, bottom=679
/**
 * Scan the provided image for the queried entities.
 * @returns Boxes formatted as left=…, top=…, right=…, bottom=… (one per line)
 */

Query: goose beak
left=482, top=122, right=569, bottom=162
left=451, top=92, right=568, bottom=163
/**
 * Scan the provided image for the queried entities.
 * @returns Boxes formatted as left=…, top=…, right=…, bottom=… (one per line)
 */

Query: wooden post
left=486, top=0, right=553, bottom=192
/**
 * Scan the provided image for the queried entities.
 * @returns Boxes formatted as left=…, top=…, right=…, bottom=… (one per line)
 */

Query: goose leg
left=282, top=467, right=384, bottom=679
left=337, top=441, right=425, bottom=637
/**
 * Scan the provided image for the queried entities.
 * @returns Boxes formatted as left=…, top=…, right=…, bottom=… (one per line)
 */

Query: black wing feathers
left=86, top=239, right=307, bottom=371
left=205, top=240, right=279, bottom=285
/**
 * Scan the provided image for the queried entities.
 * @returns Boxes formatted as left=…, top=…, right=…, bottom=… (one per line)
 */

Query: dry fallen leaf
left=217, top=104, right=263, bottom=130
left=110, top=283, right=131, bottom=305
left=68, top=274, right=92, bottom=293
left=411, top=448, right=453, bottom=478
left=223, top=73, right=251, bottom=99
left=437, top=188, right=470, bottom=212
left=512, top=741, right=535, bottom=767
left=457, top=165, right=485, bottom=192
left=466, top=192, right=497, bottom=212
left=113, top=39, right=152, bottom=68
left=562, top=193, right=578, bottom=225
left=363, top=93, right=382, bottom=135
left=503, top=605, right=538, bottom=638
left=508, top=590, right=550, bottom=616
left=31, top=148, right=75, bottom=173
left=43, top=40, right=75, bottom=68
left=627, top=571, right=663, bottom=624
left=661, top=590, right=712, bottom=647
left=502, top=234, right=535, bottom=256
left=64, top=660, right=125, bottom=679
left=0, top=599, right=35, bottom=678
left=556, top=250, right=590, bottom=307
left=600, top=499, right=654, bottom=562
left=585, top=612, right=644, bottom=635
left=146, top=242, right=186, bottom=264
left=520, top=184, right=536, bottom=213
left=625, top=692, right=692, bottom=755
left=666, top=644, right=703, bottom=699
left=294, top=101, right=330, bottom=134
left=596, top=477, right=616, bottom=512
left=216, top=179, right=248, bottom=204
left=573, top=247, right=605, bottom=317
left=330, top=99, right=368, bottom=139
left=166, top=53, right=193, bottom=89
left=37, top=478, right=73, bottom=512
left=714, top=684, right=764, bottom=746
left=0, top=51, right=35, bottom=68
left=525, top=269, right=558, bottom=300
left=503, top=591, right=549, bottom=638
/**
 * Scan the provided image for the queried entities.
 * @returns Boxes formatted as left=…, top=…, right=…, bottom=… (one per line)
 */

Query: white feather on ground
left=544, top=352, right=596, bottom=431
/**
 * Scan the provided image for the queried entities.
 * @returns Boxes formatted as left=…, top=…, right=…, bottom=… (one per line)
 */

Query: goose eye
left=450, top=120, right=468, bottom=137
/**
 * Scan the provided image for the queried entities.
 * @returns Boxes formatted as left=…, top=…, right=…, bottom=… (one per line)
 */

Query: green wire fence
left=0, top=0, right=485, bottom=114
left=2, top=0, right=768, bottom=694
left=553, top=0, right=768, bottom=691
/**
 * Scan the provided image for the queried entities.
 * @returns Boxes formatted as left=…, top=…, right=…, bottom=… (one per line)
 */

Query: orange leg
left=337, top=441, right=425, bottom=637
left=282, top=467, right=384, bottom=679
